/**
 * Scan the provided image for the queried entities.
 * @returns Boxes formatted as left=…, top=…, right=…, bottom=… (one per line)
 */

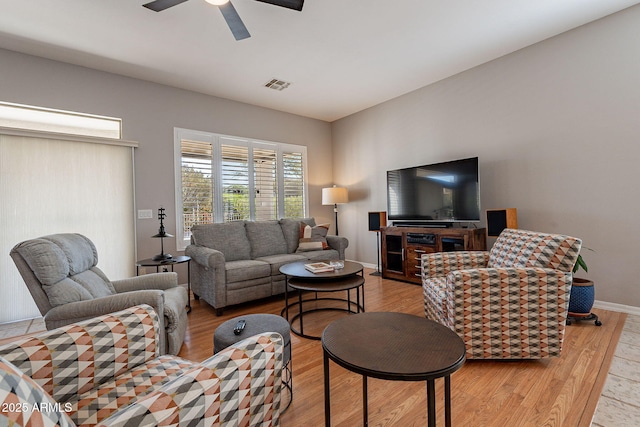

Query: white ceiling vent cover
left=264, top=79, right=291, bottom=91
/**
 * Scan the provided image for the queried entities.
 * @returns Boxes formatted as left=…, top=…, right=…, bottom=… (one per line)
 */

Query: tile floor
left=1, top=314, right=638, bottom=426
left=591, top=314, right=640, bottom=426
left=0, top=316, right=45, bottom=340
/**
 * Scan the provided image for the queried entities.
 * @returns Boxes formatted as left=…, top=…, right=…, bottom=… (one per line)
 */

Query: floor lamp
left=322, top=185, right=348, bottom=236
left=368, top=212, right=387, bottom=276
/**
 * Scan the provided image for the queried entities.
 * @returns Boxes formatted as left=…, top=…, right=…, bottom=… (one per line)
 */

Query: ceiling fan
left=143, top=0, right=304, bottom=41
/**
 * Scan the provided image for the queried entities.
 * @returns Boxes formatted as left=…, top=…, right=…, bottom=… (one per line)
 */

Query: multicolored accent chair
left=422, top=228, right=582, bottom=359
left=0, top=304, right=283, bottom=426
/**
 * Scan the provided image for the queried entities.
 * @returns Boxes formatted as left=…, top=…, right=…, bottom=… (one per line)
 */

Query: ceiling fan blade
left=255, top=0, right=303, bottom=11
left=219, top=2, right=251, bottom=41
left=143, top=0, right=190, bottom=12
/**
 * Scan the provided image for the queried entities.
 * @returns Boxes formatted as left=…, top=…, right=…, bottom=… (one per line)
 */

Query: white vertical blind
left=0, top=132, right=136, bottom=323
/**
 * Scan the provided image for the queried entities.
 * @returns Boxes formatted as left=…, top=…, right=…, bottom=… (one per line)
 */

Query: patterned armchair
left=422, top=228, right=582, bottom=359
left=0, top=304, right=283, bottom=426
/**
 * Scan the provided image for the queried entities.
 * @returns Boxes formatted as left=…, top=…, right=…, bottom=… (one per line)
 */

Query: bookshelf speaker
left=486, top=208, right=518, bottom=237
left=368, top=212, right=387, bottom=231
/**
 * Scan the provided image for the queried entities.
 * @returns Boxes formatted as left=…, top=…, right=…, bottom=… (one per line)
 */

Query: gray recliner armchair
left=9, top=233, right=188, bottom=355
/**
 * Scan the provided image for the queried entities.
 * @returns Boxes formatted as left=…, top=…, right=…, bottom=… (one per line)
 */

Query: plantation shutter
left=282, top=150, right=305, bottom=218
left=219, top=140, right=249, bottom=222
left=253, top=146, right=278, bottom=220
left=181, top=139, right=213, bottom=240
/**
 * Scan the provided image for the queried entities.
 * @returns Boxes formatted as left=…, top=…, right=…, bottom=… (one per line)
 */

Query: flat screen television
left=386, top=157, right=480, bottom=224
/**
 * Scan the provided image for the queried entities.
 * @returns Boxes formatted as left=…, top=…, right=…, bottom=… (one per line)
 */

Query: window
left=0, top=101, right=121, bottom=138
left=174, top=128, right=308, bottom=250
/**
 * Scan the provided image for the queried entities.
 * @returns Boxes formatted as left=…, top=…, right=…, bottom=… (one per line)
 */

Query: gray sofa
left=185, top=218, right=348, bottom=315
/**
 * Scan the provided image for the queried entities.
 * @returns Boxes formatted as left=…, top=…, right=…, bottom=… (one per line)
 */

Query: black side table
left=136, top=255, right=191, bottom=312
left=322, top=312, right=466, bottom=426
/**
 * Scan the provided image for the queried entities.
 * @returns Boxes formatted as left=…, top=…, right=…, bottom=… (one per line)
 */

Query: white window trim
left=174, top=127, right=308, bottom=251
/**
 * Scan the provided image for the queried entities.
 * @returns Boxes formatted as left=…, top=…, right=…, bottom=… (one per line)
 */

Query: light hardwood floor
left=179, top=269, right=626, bottom=427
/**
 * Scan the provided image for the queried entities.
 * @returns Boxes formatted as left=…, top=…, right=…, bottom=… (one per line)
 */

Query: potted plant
left=568, top=248, right=601, bottom=325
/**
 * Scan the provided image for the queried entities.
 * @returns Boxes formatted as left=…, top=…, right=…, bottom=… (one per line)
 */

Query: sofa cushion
left=225, top=259, right=271, bottom=283
left=255, top=253, right=307, bottom=275
left=13, top=238, right=70, bottom=285
left=297, top=223, right=330, bottom=252
left=303, top=249, right=340, bottom=261
left=43, top=233, right=99, bottom=275
left=191, top=222, right=251, bottom=262
left=43, top=276, right=94, bottom=307
left=280, top=217, right=316, bottom=253
left=43, top=267, right=116, bottom=307
left=246, top=220, right=288, bottom=258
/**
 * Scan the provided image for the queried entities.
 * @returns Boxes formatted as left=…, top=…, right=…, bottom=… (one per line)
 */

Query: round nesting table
left=322, top=312, right=466, bottom=427
left=280, top=261, right=365, bottom=340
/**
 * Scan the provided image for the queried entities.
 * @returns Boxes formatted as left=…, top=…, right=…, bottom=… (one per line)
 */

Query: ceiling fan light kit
left=143, top=0, right=304, bottom=41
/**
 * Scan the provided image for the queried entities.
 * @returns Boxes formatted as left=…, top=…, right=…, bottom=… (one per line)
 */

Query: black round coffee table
left=322, top=312, right=466, bottom=427
left=280, top=261, right=365, bottom=340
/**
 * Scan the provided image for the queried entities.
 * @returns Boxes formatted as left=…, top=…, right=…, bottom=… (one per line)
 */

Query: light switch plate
left=138, top=209, right=153, bottom=219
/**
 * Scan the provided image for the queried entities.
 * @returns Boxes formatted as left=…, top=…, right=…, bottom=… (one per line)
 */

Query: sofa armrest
left=421, top=251, right=489, bottom=279
left=0, top=304, right=160, bottom=404
left=112, top=272, right=178, bottom=293
left=326, top=235, right=348, bottom=260
left=185, top=244, right=225, bottom=269
left=96, top=332, right=284, bottom=427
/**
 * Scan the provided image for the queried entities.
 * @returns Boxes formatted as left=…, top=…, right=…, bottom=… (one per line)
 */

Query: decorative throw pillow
left=296, top=223, right=330, bottom=252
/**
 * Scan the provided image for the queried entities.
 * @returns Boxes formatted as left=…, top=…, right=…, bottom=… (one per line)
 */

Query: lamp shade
left=322, top=186, right=348, bottom=205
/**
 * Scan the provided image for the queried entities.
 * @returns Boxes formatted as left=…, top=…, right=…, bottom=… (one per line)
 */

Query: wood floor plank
left=0, top=268, right=624, bottom=426
left=178, top=269, right=624, bottom=427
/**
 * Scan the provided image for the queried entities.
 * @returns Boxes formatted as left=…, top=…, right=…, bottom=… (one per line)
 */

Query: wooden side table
left=322, top=312, right=466, bottom=426
left=136, top=255, right=191, bottom=312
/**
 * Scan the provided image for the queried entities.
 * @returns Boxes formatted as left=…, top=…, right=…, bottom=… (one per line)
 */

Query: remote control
left=233, top=320, right=246, bottom=335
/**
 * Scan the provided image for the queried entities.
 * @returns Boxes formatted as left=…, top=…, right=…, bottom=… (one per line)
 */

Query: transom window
left=174, top=128, right=308, bottom=250
left=0, top=101, right=121, bottom=138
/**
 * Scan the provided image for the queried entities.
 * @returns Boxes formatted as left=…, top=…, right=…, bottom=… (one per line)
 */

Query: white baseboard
left=353, top=261, right=377, bottom=270
left=593, top=300, right=640, bottom=316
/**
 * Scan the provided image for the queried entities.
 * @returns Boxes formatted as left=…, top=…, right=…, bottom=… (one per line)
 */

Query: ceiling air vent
left=264, top=78, right=291, bottom=91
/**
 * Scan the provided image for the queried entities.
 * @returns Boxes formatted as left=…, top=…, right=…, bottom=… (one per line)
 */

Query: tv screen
left=386, top=157, right=480, bottom=223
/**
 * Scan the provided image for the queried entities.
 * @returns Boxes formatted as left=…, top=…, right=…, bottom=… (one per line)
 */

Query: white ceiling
left=0, top=0, right=638, bottom=122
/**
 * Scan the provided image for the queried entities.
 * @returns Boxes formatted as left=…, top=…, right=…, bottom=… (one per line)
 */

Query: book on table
left=305, top=262, right=335, bottom=273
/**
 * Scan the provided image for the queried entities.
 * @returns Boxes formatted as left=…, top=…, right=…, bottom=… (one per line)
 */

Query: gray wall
left=332, top=5, right=640, bottom=309
left=0, top=48, right=333, bottom=288
left=2, top=4, right=639, bottom=314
